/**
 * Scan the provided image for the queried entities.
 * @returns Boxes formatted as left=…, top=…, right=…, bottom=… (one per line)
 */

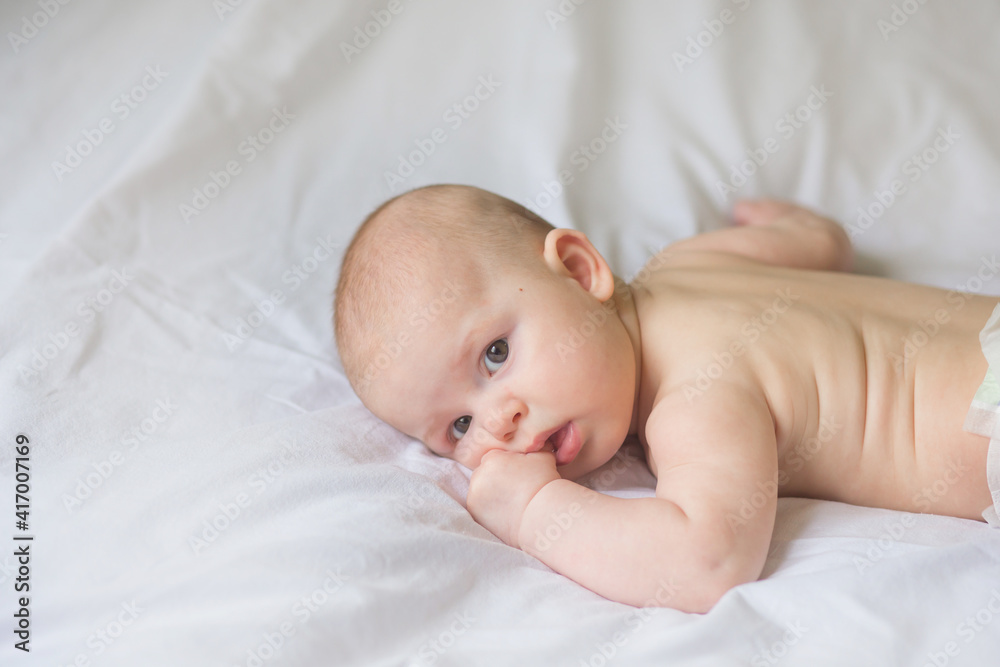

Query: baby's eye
left=484, top=338, right=509, bottom=373
left=451, top=415, right=471, bottom=441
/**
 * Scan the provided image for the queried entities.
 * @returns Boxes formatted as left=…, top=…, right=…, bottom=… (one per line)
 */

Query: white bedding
left=3, top=1, right=1000, bottom=665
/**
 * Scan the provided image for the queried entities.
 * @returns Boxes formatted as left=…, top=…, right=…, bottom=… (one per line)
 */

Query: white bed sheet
left=2, top=1, right=1000, bottom=665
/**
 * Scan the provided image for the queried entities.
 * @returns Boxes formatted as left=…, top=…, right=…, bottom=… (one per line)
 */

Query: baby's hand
left=467, top=450, right=561, bottom=547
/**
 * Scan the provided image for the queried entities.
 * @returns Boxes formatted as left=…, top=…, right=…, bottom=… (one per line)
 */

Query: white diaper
left=963, top=303, right=1000, bottom=527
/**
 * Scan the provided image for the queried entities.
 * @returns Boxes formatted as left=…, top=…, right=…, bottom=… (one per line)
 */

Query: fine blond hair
left=333, top=184, right=554, bottom=396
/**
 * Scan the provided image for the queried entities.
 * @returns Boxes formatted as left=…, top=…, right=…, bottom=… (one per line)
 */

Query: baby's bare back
left=633, top=253, right=996, bottom=520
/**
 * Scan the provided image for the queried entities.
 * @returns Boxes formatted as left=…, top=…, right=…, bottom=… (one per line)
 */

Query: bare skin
left=636, top=247, right=995, bottom=519
left=634, top=201, right=995, bottom=520
left=360, top=194, right=996, bottom=613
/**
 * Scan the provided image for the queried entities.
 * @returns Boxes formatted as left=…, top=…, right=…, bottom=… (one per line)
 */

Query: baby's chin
left=555, top=464, right=590, bottom=481
left=557, top=450, right=616, bottom=482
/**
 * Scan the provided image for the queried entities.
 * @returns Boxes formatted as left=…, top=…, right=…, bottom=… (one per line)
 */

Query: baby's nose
left=480, top=398, right=524, bottom=443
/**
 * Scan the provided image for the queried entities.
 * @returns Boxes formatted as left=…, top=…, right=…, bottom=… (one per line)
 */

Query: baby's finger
left=477, top=447, right=512, bottom=467
left=526, top=449, right=558, bottom=468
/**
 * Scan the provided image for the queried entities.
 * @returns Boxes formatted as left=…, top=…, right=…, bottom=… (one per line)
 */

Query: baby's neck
left=611, top=277, right=643, bottom=436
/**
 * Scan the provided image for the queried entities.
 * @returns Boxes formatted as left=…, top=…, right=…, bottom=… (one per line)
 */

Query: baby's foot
left=734, top=199, right=834, bottom=232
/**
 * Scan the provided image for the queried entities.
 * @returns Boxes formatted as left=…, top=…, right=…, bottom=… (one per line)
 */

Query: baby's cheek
left=451, top=445, right=482, bottom=470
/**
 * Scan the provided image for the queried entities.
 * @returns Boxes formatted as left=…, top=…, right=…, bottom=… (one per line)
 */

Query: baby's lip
left=551, top=423, right=581, bottom=467
left=530, top=424, right=563, bottom=453
left=529, top=422, right=582, bottom=466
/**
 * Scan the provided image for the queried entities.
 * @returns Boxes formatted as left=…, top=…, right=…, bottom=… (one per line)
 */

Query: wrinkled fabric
left=3, top=1, right=1000, bottom=665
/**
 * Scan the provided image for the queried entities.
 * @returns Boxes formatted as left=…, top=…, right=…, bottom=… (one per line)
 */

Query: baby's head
left=334, top=184, right=638, bottom=480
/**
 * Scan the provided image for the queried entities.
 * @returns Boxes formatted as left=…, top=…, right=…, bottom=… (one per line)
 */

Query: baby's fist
left=467, top=450, right=561, bottom=547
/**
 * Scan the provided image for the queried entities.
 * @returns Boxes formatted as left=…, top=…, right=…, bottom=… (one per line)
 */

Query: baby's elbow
left=632, top=564, right=754, bottom=614
left=638, top=532, right=765, bottom=613
left=680, top=556, right=762, bottom=613
left=700, top=555, right=763, bottom=611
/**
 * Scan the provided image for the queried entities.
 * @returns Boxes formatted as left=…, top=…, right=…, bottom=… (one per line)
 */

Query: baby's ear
left=542, top=228, right=615, bottom=301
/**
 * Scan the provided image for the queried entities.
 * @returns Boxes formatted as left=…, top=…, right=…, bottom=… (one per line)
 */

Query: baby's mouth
left=548, top=422, right=582, bottom=467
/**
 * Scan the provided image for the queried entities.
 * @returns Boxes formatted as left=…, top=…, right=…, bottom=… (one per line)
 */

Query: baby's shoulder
left=640, top=378, right=776, bottom=477
left=635, top=247, right=765, bottom=277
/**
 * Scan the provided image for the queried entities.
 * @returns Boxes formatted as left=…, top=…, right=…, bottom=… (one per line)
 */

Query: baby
left=333, top=184, right=1000, bottom=613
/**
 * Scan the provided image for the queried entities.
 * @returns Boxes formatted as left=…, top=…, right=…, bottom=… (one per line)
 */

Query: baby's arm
left=472, top=383, right=777, bottom=612
left=665, top=199, right=853, bottom=272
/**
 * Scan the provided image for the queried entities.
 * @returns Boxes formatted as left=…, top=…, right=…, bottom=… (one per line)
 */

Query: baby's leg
left=666, top=199, right=853, bottom=271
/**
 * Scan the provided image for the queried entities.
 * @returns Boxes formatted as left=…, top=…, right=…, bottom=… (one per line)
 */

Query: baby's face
left=363, top=249, right=637, bottom=481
